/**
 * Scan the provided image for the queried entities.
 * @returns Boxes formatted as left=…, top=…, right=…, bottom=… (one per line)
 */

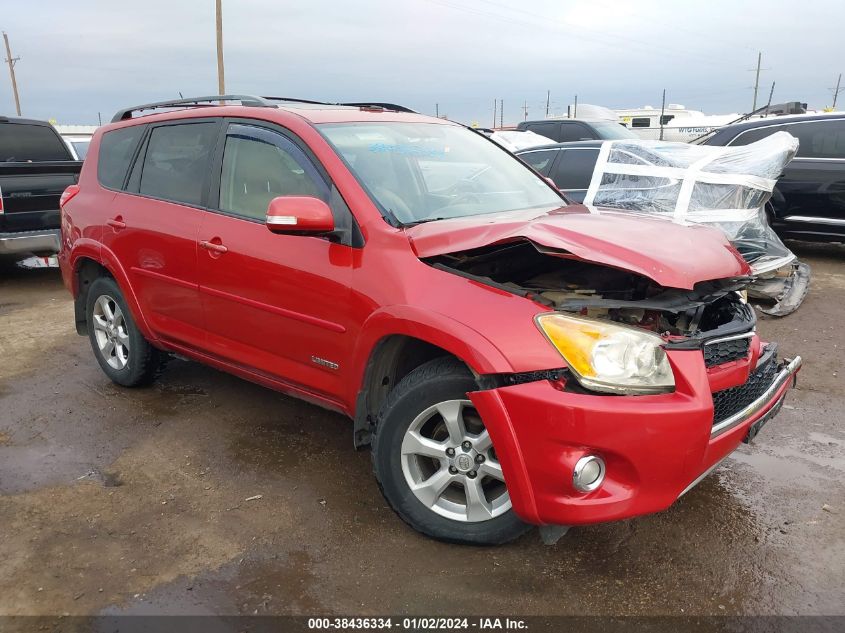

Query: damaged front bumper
left=469, top=347, right=801, bottom=527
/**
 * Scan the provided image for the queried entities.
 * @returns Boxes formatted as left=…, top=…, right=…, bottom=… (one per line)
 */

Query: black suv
left=703, top=113, right=845, bottom=242
left=516, top=118, right=637, bottom=143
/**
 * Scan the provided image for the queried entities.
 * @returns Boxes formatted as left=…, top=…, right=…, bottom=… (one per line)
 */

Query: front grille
left=712, top=358, right=778, bottom=425
left=704, top=336, right=751, bottom=367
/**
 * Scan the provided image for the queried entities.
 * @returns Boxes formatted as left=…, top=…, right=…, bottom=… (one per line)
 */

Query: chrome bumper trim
left=710, top=356, right=802, bottom=439
left=0, top=230, right=61, bottom=255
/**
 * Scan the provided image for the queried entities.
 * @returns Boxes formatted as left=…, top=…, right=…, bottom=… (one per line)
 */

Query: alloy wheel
left=91, top=294, right=130, bottom=370
left=400, top=399, right=511, bottom=522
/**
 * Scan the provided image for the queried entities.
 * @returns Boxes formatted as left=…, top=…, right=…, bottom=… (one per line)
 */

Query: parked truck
left=0, top=116, right=82, bottom=256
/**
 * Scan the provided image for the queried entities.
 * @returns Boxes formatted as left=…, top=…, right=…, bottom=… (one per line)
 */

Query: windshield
left=591, top=121, right=640, bottom=140
left=319, top=122, right=563, bottom=224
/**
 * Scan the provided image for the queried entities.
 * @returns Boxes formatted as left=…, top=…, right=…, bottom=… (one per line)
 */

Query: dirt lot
left=0, top=244, right=843, bottom=619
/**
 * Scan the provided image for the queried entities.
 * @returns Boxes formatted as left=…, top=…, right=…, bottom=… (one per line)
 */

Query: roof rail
left=262, top=96, right=416, bottom=113
left=111, top=95, right=273, bottom=123
left=341, top=102, right=417, bottom=113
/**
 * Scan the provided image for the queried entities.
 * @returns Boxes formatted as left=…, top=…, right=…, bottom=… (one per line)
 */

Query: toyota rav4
left=58, top=95, right=801, bottom=544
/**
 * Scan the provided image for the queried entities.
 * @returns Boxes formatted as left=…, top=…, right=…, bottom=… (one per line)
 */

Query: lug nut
left=475, top=454, right=485, bottom=463
left=445, top=447, right=455, bottom=457
left=467, top=470, right=477, bottom=478
left=461, top=441, right=472, bottom=451
left=449, top=466, right=458, bottom=474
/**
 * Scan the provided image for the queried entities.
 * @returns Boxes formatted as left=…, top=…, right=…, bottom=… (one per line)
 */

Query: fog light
left=573, top=455, right=605, bottom=493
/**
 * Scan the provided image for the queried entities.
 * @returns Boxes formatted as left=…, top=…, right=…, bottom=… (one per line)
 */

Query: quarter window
left=98, top=126, right=144, bottom=190
left=218, top=124, right=327, bottom=221
left=139, top=122, right=218, bottom=206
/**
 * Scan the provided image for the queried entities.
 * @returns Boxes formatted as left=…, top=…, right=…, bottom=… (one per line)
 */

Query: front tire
left=371, top=357, right=530, bottom=545
left=85, top=276, right=161, bottom=387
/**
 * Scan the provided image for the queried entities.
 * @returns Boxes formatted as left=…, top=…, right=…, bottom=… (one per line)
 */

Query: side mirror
left=266, top=196, right=335, bottom=234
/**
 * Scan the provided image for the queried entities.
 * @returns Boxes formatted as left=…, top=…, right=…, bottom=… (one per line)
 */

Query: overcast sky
left=2, top=0, right=843, bottom=125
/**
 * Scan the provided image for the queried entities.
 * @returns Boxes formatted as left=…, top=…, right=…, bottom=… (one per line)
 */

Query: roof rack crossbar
left=111, top=95, right=273, bottom=123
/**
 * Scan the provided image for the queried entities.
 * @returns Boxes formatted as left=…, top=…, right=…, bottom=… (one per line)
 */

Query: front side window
left=218, top=124, right=327, bottom=221
left=0, top=123, right=73, bottom=162
left=139, top=122, right=218, bottom=206
left=319, top=122, right=563, bottom=224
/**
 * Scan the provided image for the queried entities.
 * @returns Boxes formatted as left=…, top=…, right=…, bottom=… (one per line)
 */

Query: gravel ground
left=0, top=242, right=843, bottom=619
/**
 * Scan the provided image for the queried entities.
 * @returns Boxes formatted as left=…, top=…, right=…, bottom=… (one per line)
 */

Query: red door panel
left=104, top=192, right=205, bottom=347
left=197, top=212, right=353, bottom=398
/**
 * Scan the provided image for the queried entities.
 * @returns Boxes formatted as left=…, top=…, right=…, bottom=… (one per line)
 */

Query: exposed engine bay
left=427, top=239, right=755, bottom=339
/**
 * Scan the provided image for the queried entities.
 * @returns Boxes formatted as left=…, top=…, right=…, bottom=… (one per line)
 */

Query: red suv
left=58, top=95, right=802, bottom=545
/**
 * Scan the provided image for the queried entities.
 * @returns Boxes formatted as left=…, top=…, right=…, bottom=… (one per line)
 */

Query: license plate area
left=743, top=393, right=786, bottom=443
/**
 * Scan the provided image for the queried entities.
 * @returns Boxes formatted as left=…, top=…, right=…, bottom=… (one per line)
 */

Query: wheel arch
left=350, top=307, right=513, bottom=448
left=70, top=247, right=157, bottom=342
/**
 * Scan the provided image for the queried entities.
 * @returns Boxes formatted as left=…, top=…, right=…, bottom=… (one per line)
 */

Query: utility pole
left=3, top=32, right=21, bottom=116
left=750, top=51, right=763, bottom=112
left=492, top=99, right=497, bottom=129
left=831, top=73, right=843, bottom=110
left=545, top=90, right=550, bottom=118
left=215, top=0, right=225, bottom=95
left=573, top=94, right=578, bottom=118
left=435, top=103, right=439, bottom=118
left=659, top=89, right=666, bottom=141
left=499, top=99, right=503, bottom=128
left=522, top=100, right=528, bottom=121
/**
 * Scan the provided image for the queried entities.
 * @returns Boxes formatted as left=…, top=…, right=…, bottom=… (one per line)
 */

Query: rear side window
left=631, top=118, right=651, bottom=128
left=551, top=149, right=599, bottom=190
left=559, top=122, right=595, bottom=142
left=523, top=122, right=560, bottom=142
left=520, top=149, right=557, bottom=174
left=0, top=123, right=72, bottom=162
left=98, top=126, right=144, bottom=189
left=139, top=122, right=218, bottom=206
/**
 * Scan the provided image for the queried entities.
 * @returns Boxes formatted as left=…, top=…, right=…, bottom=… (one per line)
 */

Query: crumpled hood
left=405, top=205, right=751, bottom=290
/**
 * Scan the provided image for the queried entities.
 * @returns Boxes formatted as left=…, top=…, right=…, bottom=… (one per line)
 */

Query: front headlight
left=536, top=313, right=674, bottom=395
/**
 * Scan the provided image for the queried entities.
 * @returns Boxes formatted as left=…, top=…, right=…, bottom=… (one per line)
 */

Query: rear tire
left=371, top=357, right=530, bottom=545
left=85, top=276, right=161, bottom=387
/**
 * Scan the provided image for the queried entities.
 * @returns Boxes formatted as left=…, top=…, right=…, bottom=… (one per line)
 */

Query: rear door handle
left=107, top=216, right=126, bottom=230
left=200, top=239, right=228, bottom=255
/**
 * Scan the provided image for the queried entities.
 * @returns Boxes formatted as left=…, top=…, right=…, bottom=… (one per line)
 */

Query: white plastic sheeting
left=581, top=132, right=799, bottom=273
